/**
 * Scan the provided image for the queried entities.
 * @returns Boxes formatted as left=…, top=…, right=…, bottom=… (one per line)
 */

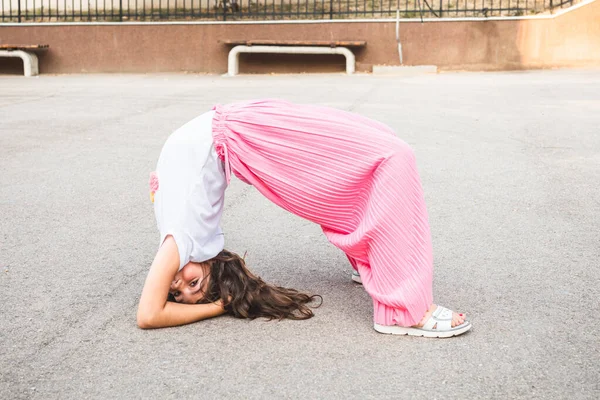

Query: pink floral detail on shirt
left=149, top=171, right=159, bottom=203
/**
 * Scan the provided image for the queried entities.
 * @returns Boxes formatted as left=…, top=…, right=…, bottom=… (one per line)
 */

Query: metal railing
left=1, top=0, right=575, bottom=22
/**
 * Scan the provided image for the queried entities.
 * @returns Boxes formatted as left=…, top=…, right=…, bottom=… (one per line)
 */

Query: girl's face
left=169, top=262, right=210, bottom=304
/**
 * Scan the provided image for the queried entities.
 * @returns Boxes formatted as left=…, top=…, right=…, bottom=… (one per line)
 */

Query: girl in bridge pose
left=137, top=99, right=471, bottom=338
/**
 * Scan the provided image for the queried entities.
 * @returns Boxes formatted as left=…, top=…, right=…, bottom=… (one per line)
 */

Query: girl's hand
left=137, top=236, right=226, bottom=329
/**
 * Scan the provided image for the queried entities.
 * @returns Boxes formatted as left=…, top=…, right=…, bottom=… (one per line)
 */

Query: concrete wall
left=0, top=0, right=598, bottom=75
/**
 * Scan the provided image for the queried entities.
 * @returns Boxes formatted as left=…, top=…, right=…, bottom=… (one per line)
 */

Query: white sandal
left=374, top=306, right=472, bottom=338
left=351, top=270, right=362, bottom=284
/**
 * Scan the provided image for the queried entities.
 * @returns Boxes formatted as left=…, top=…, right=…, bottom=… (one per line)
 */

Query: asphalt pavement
left=1, top=70, right=599, bottom=399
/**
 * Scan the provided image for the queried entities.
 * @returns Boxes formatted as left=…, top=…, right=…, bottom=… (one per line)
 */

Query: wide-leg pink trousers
left=212, top=99, right=433, bottom=326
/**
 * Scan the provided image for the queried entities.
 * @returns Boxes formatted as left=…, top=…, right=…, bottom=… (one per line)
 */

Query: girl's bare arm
left=136, top=236, right=226, bottom=329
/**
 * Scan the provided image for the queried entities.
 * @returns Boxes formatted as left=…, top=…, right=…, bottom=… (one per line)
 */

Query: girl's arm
left=136, top=235, right=226, bottom=329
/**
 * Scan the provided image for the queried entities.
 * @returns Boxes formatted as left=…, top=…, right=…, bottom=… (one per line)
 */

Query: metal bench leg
left=337, top=47, right=355, bottom=74
left=0, top=50, right=39, bottom=77
left=25, top=52, right=39, bottom=77
left=227, top=45, right=243, bottom=76
left=226, top=45, right=356, bottom=76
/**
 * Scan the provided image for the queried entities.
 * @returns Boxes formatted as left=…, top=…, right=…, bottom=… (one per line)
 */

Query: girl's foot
left=373, top=305, right=471, bottom=338
left=351, top=270, right=362, bottom=284
left=351, top=272, right=471, bottom=338
left=416, top=304, right=466, bottom=328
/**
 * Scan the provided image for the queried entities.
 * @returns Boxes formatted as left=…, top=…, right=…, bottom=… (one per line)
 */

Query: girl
left=137, top=99, right=471, bottom=338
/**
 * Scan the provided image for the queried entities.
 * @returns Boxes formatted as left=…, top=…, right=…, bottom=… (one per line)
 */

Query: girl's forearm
left=138, top=300, right=226, bottom=329
left=137, top=236, right=227, bottom=329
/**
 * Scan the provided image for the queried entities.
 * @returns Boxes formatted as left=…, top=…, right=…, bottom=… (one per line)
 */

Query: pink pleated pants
left=212, top=99, right=433, bottom=327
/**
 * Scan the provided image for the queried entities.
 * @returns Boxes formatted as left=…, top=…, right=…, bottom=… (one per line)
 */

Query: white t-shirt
left=153, top=111, right=227, bottom=271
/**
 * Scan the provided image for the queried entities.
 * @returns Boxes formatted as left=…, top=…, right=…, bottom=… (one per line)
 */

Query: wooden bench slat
left=222, top=40, right=366, bottom=47
left=0, top=44, right=49, bottom=51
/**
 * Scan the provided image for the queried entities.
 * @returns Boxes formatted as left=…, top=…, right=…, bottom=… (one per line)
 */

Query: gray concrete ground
left=1, top=70, right=599, bottom=400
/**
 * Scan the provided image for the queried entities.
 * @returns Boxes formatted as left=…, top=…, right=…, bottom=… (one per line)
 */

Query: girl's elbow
left=137, top=308, right=160, bottom=329
left=137, top=316, right=153, bottom=329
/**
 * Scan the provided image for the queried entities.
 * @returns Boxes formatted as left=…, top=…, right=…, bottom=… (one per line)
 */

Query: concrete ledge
left=372, top=65, right=438, bottom=76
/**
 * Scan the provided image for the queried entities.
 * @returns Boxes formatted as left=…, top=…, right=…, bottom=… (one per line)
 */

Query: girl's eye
left=190, top=280, right=198, bottom=287
left=173, top=291, right=180, bottom=297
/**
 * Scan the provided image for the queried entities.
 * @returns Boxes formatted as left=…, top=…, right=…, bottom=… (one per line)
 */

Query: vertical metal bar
left=18, top=0, right=21, bottom=22
left=329, top=0, right=332, bottom=18
left=119, top=0, right=122, bottom=20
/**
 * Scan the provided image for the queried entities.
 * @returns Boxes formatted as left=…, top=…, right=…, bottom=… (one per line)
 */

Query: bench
left=0, top=45, right=49, bottom=77
left=222, top=40, right=366, bottom=76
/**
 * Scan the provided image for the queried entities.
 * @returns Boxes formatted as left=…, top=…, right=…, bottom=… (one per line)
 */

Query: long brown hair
left=197, top=250, right=321, bottom=320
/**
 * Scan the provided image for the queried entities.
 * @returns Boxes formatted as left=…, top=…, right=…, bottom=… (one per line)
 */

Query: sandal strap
left=421, top=306, right=454, bottom=331
left=432, top=306, right=453, bottom=320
